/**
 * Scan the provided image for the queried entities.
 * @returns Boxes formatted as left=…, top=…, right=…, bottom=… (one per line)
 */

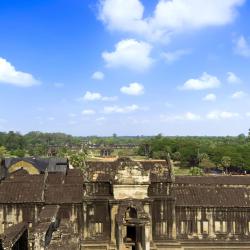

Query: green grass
left=174, top=166, right=191, bottom=175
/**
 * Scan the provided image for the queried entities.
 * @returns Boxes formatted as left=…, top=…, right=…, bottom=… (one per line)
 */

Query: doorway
left=126, top=225, right=136, bottom=242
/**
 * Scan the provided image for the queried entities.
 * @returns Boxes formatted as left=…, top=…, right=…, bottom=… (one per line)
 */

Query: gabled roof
left=174, top=186, right=250, bottom=207
left=45, top=184, right=83, bottom=204
left=0, top=174, right=45, bottom=203
left=0, top=169, right=83, bottom=204
left=4, top=157, right=68, bottom=173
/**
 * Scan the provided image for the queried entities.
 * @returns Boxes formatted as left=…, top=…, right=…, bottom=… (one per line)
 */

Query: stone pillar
left=208, top=209, right=215, bottom=239
left=171, top=199, right=177, bottom=239
left=144, top=203, right=153, bottom=242
left=145, top=224, right=151, bottom=250
left=83, top=202, right=88, bottom=239
left=110, top=204, right=118, bottom=244
left=118, top=225, right=124, bottom=250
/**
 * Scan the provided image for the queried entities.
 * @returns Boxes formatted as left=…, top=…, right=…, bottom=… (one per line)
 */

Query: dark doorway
left=126, top=226, right=136, bottom=242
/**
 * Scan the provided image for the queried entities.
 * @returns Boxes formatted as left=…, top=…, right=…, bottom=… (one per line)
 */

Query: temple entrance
left=124, top=225, right=142, bottom=250
left=126, top=226, right=136, bottom=243
left=116, top=202, right=151, bottom=250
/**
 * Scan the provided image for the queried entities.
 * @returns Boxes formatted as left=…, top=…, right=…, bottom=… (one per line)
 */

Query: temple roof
left=85, top=157, right=170, bottom=182
left=0, top=169, right=83, bottom=204
left=3, top=157, right=68, bottom=174
left=175, top=175, right=250, bottom=186
left=174, top=186, right=250, bottom=207
left=0, top=174, right=44, bottom=203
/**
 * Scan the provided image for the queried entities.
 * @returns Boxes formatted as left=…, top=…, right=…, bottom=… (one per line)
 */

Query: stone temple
left=1, top=157, right=250, bottom=249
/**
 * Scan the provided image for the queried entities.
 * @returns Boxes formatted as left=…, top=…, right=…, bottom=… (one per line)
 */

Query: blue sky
left=0, top=0, right=250, bottom=136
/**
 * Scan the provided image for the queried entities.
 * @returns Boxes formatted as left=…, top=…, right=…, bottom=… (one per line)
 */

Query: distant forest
left=1, top=131, right=250, bottom=172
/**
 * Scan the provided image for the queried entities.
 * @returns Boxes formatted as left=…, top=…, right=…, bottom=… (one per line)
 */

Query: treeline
left=0, top=131, right=250, bottom=172
left=0, top=131, right=83, bottom=157
left=138, top=134, right=250, bottom=172
left=0, top=131, right=146, bottom=157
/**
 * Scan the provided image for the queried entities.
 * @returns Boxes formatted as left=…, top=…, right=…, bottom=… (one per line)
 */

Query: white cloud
left=92, top=71, right=105, bottom=80
left=102, top=39, right=153, bottom=71
left=227, top=72, right=241, bottom=84
left=99, top=0, right=147, bottom=35
left=161, top=112, right=201, bottom=121
left=206, top=111, right=239, bottom=120
left=83, top=91, right=102, bottom=101
left=246, top=112, right=250, bottom=117
left=99, top=0, right=245, bottom=41
left=103, top=104, right=139, bottom=114
left=184, top=112, right=201, bottom=121
left=180, top=72, right=221, bottom=90
left=234, top=35, right=250, bottom=57
left=82, top=109, right=96, bottom=115
left=82, top=91, right=117, bottom=101
left=231, top=90, right=247, bottom=99
left=162, top=49, right=191, bottom=63
left=0, top=57, right=40, bottom=87
left=48, top=117, right=55, bottom=121
left=120, top=82, right=144, bottom=96
left=203, top=93, right=216, bottom=102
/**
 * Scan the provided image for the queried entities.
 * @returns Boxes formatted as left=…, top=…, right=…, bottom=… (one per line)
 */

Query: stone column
left=208, top=209, right=215, bottom=239
left=117, top=225, right=124, bottom=250
left=144, top=202, right=153, bottom=242
left=145, top=224, right=151, bottom=250
left=83, top=202, right=88, bottom=239
left=171, top=199, right=177, bottom=239
left=110, top=204, right=118, bottom=244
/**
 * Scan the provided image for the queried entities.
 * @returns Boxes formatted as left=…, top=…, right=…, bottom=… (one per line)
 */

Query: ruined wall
left=175, top=207, right=250, bottom=240
left=84, top=201, right=111, bottom=241
left=0, top=204, right=41, bottom=234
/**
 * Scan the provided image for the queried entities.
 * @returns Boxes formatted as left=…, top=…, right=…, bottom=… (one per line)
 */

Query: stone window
left=180, top=221, right=193, bottom=234
left=202, top=221, right=209, bottom=234
left=90, top=222, right=103, bottom=236
left=215, top=221, right=221, bottom=232
left=215, top=221, right=227, bottom=233
left=156, top=222, right=167, bottom=236
left=89, top=207, right=94, bottom=216
left=95, top=222, right=103, bottom=234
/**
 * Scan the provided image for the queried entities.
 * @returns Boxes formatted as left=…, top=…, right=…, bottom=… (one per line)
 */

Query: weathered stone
left=1, top=157, right=250, bottom=249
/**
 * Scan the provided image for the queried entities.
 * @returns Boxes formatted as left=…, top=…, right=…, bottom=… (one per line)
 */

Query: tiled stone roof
left=0, top=169, right=83, bottom=204
left=175, top=175, right=250, bottom=186
left=174, top=186, right=250, bottom=207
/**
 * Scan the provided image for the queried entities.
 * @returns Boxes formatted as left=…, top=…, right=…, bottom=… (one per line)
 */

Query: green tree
left=69, top=151, right=87, bottom=172
left=11, top=149, right=26, bottom=157
left=221, top=156, right=231, bottom=174
left=189, top=167, right=203, bottom=176
left=172, top=151, right=181, bottom=161
left=0, top=146, right=9, bottom=159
